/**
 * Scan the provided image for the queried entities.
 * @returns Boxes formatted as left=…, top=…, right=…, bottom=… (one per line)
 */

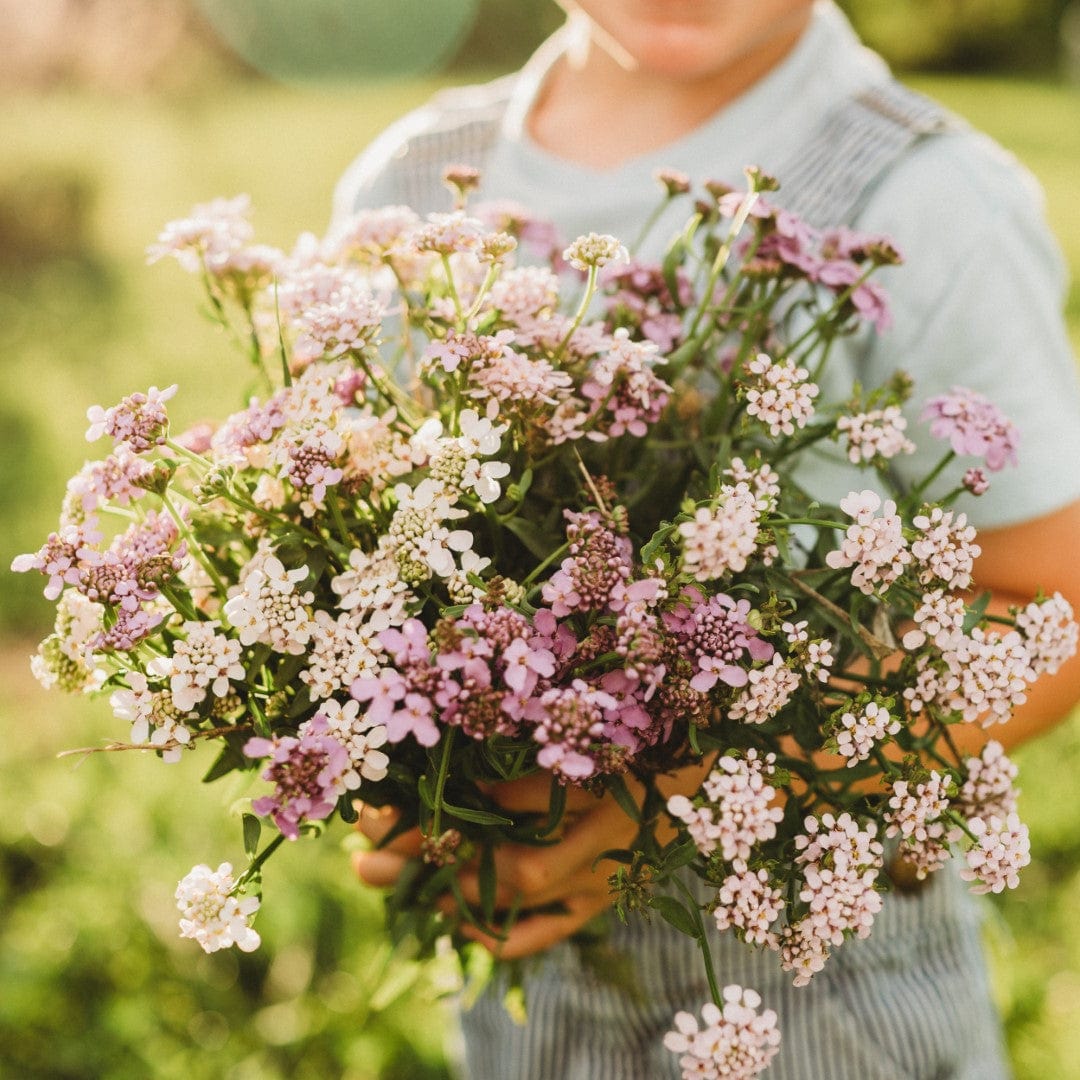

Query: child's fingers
left=352, top=848, right=410, bottom=888
left=353, top=802, right=423, bottom=856
left=459, top=890, right=612, bottom=960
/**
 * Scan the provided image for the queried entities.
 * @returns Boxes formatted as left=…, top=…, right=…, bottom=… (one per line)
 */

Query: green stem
left=160, top=492, right=229, bottom=595
left=685, top=191, right=760, bottom=342
left=164, top=438, right=212, bottom=472
left=237, top=833, right=287, bottom=888
left=355, top=352, right=422, bottom=429
left=327, top=490, right=352, bottom=547
left=556, top=264, right=599, bottom=356
left=908, top=450, right=956, bottom=501
left=200, top=262, right=273, bottom=394
left=464, top=262, right=501, bottom=322
left=430, top=727, right=457, bottom=839
left=271, top=280, right=292, bottom=388
left=440, top=254, right=465, bottom=324
left=671, top=875, right=722, bottom=1008
left=629, top=197, right=672, bottom=257
left=767, top=515, right=846, bottom=531
left=787, top=265, right=876, bottom=359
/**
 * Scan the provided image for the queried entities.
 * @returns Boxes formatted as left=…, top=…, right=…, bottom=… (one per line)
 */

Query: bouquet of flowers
left=15, top=164, right=1077, bottom=1078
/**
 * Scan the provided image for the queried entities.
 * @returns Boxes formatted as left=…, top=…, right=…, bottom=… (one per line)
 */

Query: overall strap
left=352, top=78, right=511, bottom=215
left=348, top=76, right=960, bottom=228
left=772, top=80, right=963, bottom=227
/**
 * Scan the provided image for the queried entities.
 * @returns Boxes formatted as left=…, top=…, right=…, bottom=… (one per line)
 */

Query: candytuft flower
left=664, top=985, right=780, bottom=1080
left=921, top=386, right=1020, bottom=471
left=176, top=862, right=260, bottom=954
left=563, top=232, right=629, bottom=271
left=244, top=715, right=360, bottom=839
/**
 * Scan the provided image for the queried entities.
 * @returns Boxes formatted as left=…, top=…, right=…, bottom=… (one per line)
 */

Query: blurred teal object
left=193, top=0, right=480, bottom=82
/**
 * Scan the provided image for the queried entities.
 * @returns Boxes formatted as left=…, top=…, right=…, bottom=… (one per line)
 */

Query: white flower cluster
left=836, top=404, right=915, bottom=464
left=148, top=620, right=244, bottom=713
left=727, top=655, right=801, bottom=725
left=743, top=353, right=819, bottom=437
left=713, top=867, right=786, bottom=947
left=1015, top=591, right=1078, bottom=676
left=664, top=985, right=781, bottom=1080
left=300, top=609, right=385, bottom=702
left=945, top=627, right=1034, bottom=726
left=959, top=740, right=1018, bottom=820
left=224, top=549, right=314, bottom=655
left=668, top=751, right=784, bottom=865
left=781, top=813, right=884, bottom=986
left=562, top=232, right=629, bottom=271
left=679, top=486, right=762, bottom=580
left=300, top=699, right=389, bottom=783
left=176, top=862, right=260, bottom=954
left=109, top=671, right=195, bottom=763
left=961, top=814, right=1031, bottom=894
left=834, top=699, right=900, bottom=766
left=910, top=507, right=980, bottom=590
left=825, top=489, right=911, bottom=595
left=885, top=770, right=952, bottom=879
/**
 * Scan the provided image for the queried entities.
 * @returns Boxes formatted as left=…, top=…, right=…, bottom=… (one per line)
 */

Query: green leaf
left=660, top=837, right=700, bottom=874
left=442, top=801, right=514, bottom=826
left=503, top=516, right=552, bottom=560
left=242, top=813, right=261, bottom=858
left=536, top=778, right=567, bottom=838
left=514, top=468, right=533, bottom=500
left=648, top=894, right=699, bottom=939
left=687, top=721, right=702, bottom=756
left=640, top=522, right=676, bottom=566
left=662, top=235, right=689, bottom=304
left=202, top=741, right=247, bottom=783
left=605, top=774, right=642, bottom=824
left=338, top=796, right=359, bottom=825
left=963, top=590, right=992, bottom=632
left=592, top=847, right=636, bottom=869
left=286, top=686, right=313, bottom=719
left=417, top=773, right=437, bottom=811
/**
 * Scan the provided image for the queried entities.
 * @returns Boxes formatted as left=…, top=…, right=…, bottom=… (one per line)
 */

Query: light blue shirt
left=335, top=1, right=1080, bottom=530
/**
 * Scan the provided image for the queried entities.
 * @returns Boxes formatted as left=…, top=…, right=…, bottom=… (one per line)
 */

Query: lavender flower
left=921, top=386, right=1020, bottom=471
left=86, top=385, right=178, bottom=454
left=245, top=715, right=360, bottom=840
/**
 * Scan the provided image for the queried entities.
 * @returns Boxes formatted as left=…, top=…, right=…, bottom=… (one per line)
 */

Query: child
left=335, top=2, right=1080, bottom=1076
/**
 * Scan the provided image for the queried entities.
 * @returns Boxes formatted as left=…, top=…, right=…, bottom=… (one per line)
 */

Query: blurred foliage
left=838, top=0, right=1072, bottom=72
left=1, top=68, right=1080, bottom=1078
left=3, top=0, right=1075, bottom=92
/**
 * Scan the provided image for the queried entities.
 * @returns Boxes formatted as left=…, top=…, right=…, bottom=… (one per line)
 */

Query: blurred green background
left=1, top=2, right=1079, bottom=1077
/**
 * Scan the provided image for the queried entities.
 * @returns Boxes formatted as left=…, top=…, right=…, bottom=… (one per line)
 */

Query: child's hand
left=352, top=764, right=709, bottom=958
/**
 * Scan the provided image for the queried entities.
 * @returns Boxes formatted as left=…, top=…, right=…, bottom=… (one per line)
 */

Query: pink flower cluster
left=351, top=506, right=781, bottom=784
left=244, top=715, right=360, bottom=840
left=14, top=510, right=185, bottom=652
left=664, top=985, right=781, bottom=1080
left=921, top=386, right=1020, bottom=471
left=667, top=750, right=785, bottom=864
left=86, top=384, right=178, bottom=454
left=728, top=199, right=900, bottom=332
left=781, top=813, right=884, bottom=986
left=602, top=257, right=694, bottom=352
left=825, top=490, right=911, bottom=596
